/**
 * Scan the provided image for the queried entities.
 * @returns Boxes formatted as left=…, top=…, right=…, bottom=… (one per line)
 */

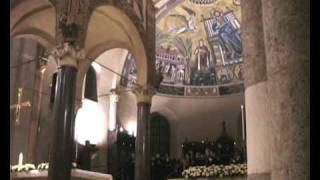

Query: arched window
left=50, top=72, right=57, bottom=104
left=84, top=66, right=97, bottom=101
left=150, top=112, right=170, bottom=156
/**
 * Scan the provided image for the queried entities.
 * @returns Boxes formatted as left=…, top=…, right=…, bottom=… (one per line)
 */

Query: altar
left=10, top=169, right=113, bottom=180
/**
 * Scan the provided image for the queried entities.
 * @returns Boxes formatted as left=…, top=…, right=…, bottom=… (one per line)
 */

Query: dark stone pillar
left=133, top=85, right=155, bottom=180
left=135, top=102, right=151, bottom=180
left=48, top=66, right=77, bottom=180
left=107, top=130, right=119, bottom=179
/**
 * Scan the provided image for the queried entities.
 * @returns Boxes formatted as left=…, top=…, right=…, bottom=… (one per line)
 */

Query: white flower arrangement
left=37, top=162, right=49, bottom=171
left=182, top=163, right=247, bottom=178
left=11, top=163, right=36, bottom=172
left=11, top=162, right=77, bottom=172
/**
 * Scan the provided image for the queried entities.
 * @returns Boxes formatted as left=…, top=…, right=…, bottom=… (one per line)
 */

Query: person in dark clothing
left=77, top=140, right=98, bottom=171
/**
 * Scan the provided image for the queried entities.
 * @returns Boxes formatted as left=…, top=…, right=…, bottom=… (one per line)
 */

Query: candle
left=18, top=152, right=23, bottom=165
left=241, top=105, right=245, bottom=141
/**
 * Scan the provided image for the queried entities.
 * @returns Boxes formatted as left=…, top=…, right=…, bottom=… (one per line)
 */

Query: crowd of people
left=181, top=137, right=245, bottom=166
left=97, top=128, right=246, bottom=180
left=151, top=154, right=184, bottom=179
left=149, top=136, right=245, bottom=180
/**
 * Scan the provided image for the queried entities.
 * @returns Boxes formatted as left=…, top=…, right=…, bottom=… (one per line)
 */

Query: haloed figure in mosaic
left=194, top=39, right=210, bottom=73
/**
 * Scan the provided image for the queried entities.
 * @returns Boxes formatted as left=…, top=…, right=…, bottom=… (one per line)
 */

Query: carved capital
left=38, top=56, right=49, bottom=74
left=50, top=42, right=85, bottom=69
left=133, top=84, right=156, bottom=103
left=109, top=94, right=119, bottom=103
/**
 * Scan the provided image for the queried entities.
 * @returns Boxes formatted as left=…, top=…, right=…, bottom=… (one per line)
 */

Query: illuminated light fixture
left=119, top=127, right=124, bottom=132
left=126, top=121, right=137, bottom=137
left=75, top=99, right=107, bottom=146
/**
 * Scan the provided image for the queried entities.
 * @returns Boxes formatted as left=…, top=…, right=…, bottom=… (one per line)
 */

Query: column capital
left=109, top=93, right=119, bottom=103
left=133, top=84, right=156, bottom=104
left=38, top=56, right=48, bottom=74
left=50, top=42, right=85, bottom=69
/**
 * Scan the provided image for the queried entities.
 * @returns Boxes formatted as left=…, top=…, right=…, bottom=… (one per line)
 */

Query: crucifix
left=10, top=88, right=31, bottom=125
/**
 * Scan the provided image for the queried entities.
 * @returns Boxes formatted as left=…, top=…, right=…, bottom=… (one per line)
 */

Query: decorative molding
left=50, top=42, right=85, bottom=69
left=189, top=0, right=218, bottom=5
left=132, top=84, right=156, bottom=103
left=185, top=86, right=219, bottom=96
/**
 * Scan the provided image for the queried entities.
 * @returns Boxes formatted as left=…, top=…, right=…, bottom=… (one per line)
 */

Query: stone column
left=133, top=85, right=156, bottom=180
left=262, top=0, right=309, bottom=179
left=107, top=89, right=120, bottom=177
left=109, top=89, right=119, bottom=131
left=107, top=129, right=119, bottom=178
left=242, top=0, right=309, bottom=179
left=27, top=60, right=47, bottom=163
left=241, top=0, right=270, bottom=178
left=48, top=43, right=85, bottom=180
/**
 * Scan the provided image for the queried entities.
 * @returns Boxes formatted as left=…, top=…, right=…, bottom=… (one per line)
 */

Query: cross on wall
left=10, top=88, right=31, bottom=125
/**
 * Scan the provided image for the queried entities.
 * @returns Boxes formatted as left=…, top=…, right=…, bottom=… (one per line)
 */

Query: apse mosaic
left=122, top=0, right=244, bottom=96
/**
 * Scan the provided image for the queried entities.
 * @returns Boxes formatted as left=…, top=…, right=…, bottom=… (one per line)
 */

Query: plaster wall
left=118, top=92, right=245, bottom=158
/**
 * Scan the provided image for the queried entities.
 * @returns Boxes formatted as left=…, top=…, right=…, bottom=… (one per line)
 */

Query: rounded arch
left=76, top=5, right=150, bottom=101
left=11, top=30, right=55, bottom=50
left=84, top=65, right=98, bottom=101
left=150, top=112, right=170, bottom=156
left=151, top=105, right=178, bottom=123
left=10, top=0, right=56, bottom=50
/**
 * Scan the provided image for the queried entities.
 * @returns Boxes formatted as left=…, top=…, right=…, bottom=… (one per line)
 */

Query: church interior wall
left=81, top=5, right=150, bottom=88
left=10, top=38, right=37, bottom=164
left=9, top=0, right=309, bottom=179
left=10, top=2, right=56, bottom=45
left=117, top=92, right=244, bottom=159
left=10, top=36, right=59, bottom=165
left=79, top=48, right=128, bottom=173
left=11, top=38, right=36, bottom=164
left=152, top=94, right=244, bottom=158
left=34, top=56, right=58, bottom=164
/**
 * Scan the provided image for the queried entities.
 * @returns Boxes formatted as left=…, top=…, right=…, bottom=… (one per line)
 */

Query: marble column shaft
left=107, top=130, right=119, bottom=179
left=243, top=0, right=309, bottom=179
left=135, top=102, right=151, bottom=180
left=48, top=66, right=77, bottom=180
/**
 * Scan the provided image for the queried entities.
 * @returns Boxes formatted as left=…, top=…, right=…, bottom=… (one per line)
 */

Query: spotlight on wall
left=126, top=121, right=137, bottom=137
left=75, top=99, right=107, bottom=146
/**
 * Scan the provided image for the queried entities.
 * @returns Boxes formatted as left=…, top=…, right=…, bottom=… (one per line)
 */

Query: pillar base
left=248, top=172, right=271, bottom=180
